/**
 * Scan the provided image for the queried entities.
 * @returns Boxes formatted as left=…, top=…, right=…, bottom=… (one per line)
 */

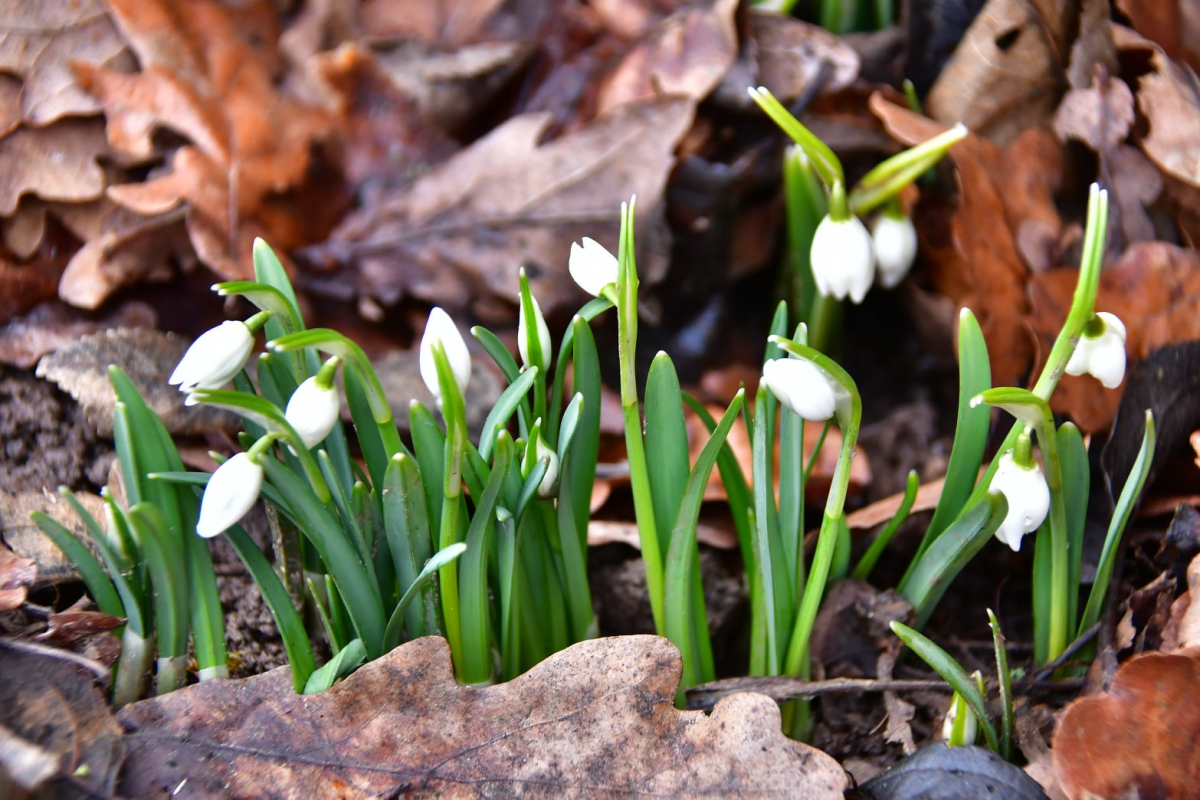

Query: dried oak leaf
left=0, top=118, right=110, bottom=216
left=118, top=635, right=848, bottom=798
left=360, top=0, right=506, bottom=48
left=596, top=0, right=737, bottom=115
left=308, top=97, right=694, bottom=316
left=1115, top=0, right=1200, bottom=74
left=0, top=299, right=155, bottom=369
left=0, top=491, right=106, bottom=585
left=1028, top=242, right=1200, bottom=431
left=74, top=0, right=336, bottom=280
left=871, top=95, right=1063, bottom=389
left=0, top=0, right=134, bottom=127
left=35, top=327, right=236, bottom=437
left=0, top=639, right=123, bottom=796
left=750, top=10, right=860, bottom=104
left=1053, top=648, right=1200, bottom=799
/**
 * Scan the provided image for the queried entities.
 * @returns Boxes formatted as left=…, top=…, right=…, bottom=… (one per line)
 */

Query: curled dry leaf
left=307, top=97, right=694, bottom=316
left=1053, top=648, right=1200, bottom=799
left=118, top=635, right=849, bottom=797
left=0, top=0, right=134, bottom=127
left=597, top=0, right=737, bottom=115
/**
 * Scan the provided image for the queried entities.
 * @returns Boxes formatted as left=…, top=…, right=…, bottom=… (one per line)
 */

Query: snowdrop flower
left=988, top=445, right=1050, bottom=552
left=761, top=356, right=838, bottom=422
left=1066, top=312, right=1127, bottom=389
left=518, top=290, right=552, bottom=372
left=285, top=358, right=340, bottom=450
left=569, top=237, right=619, bottom=298
left=942, top=691, right=978, bottom=746
left=526, top=431, right=560, bottom=499
left=196, top=452, right=263, bottom=539
left=419, top=307, right=471, bottom=401
left=169, top=319, right=257, bottom=395
left=810, top=214, right=876, bottom=304
left=872, top=209, right=918, bottom=289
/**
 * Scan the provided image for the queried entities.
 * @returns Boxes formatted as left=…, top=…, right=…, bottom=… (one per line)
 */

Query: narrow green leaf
left=303, top=639, right=366, bottom=694
left=30, top=511, right=124, bottom=618
left=410, top=401, right=446, bottom=536
left=853, top=469, right=919, bottom=581
left=682, top=393, right=754, bottom=569
left=383, top=543, right=468, bottom=653
left=645, top=353, right=690, bottom=559
left=988, top=609, right=1014, bottom=762
left=1058, top=422, right=1088, bottom=629
left=563, top=316, right=601, bottom=547
left=478, top=367, right=538, bottom=459
left=126, top=504, right=188, bottom=667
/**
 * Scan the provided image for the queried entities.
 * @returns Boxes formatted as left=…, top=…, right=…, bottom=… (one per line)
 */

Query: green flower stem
left=612, top=200, right=666, bottom=634
left=432, top=342, right=468, bottom=674
left=770, top=338, right=862, bottom=688
left=848, top=124, right=967, bottom=216
left=747, top=87, right=843, bottom=190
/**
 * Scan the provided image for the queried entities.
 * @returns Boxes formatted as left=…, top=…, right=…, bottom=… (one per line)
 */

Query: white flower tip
left=950, top=122, right=968, bottom=137
left=959, top=307, right=974, bottom=321
left=969, top=395, right=984, bottom=408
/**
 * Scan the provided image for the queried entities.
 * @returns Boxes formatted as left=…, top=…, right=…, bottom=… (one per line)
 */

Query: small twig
left=1030, top=621, right=1102, bottom=682
left=684, top=675, right=952, bottom=711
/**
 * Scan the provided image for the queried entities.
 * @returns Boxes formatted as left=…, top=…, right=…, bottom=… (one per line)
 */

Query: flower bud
left=285, top=371, right=340, bottom=450
left=419, top=307, right=471, bottom=401
left=518, top=291, right=552, bottom=372
left=872, top=211, right=917, bottom=289
left=169, top=320, right=255, bottom=394
left=988, top=448, right=1050, bottom=552
left=1065, top=312, right=1127, bottom=389
left=196, top=452, right=263, bottom=539
left=569, top=237, right=619, bottom=298
left=942, top=691, right=978, bottom=746
left=810, top=214, right=875, bottom=304
left=761, top=356, right=837, bottom=422
left=523, top=423, right=560, bottom=499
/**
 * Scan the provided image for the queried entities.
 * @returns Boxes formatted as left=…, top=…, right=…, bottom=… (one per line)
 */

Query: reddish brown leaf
left=0, top=542, right=36, bottom=611
left=0, top=119, right=109, bottom=216
left=118, top=635, right=848, bottom=797
left=360, top=0, right=505, bottom=47
left=1115, top=0, right=1200, bottom=73
left=1054, top=648, right=1200, bottom=799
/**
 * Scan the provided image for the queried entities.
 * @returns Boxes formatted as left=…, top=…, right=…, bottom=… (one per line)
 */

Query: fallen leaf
left=0, top=542, right=35, bottom=611
left=35, top=327, right=237, bottom=437
left=0, top=639, right=122, bottom=796
left=0, top=119, right=109, bottom=216
left=1178, top=553, right=1200, bottom=649
left=1053, top=648, right=1200, bottom=799
left=305, top=97, right=694, bottom=316
left=360, top=0, right=506, bottom=47
left=1053, top=72, right=1134, bottom=152
left=597, top=0, right=737, bottom=115
left=1115, top=0, right=1200, bottom=73
left=750, top=10, right=860, bottom=103
left=0, top=0, right=134, bottom=126
left=118, top=635, right=849, bottom=797
left=75, top=0, right=337, bottom=280
left=1118, top=24, right=1200, bottom=188
left=0, top=491, right=106, bottom=585
left=588, top=519, right=737, bottom=550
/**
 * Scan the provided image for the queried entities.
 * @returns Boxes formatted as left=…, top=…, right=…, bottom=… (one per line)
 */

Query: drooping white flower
left=569, top=237, right=619, bottom=298
left=872, top=211, right=918, bottom=289
left=169, top=320, right=255, bottom=394
left=942, top=691, right=978, bottom=747
left=810, top=214, right=876, bottom=304
left=518, top=292, right=552, bottom=372
left=761, top=357, right=838, bottom=422
left=529, top=432, right=560, bottom=499
left=1066, top=312, right=1127, bottom=389
left=988, top=450, right=1050, bottom=552
left=419, top=307, right=471, bottom=401
left=285, top=374, right=340, bottom=450
left=196, top=452, right=264, bottom=539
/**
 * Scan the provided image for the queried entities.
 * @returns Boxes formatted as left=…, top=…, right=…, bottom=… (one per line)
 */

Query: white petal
left=810, top=215, right=875, bottom=304
left=1066, top=312, right=1128, bottom=388
left=419, top=307, right=471, bottom=399
left=196, top=453, right=263, bottom=538
left=169, top=321, right=254, bottom=392
left=761, top=357, right=837, bottom=421
left=285, top=376, right=340, bottom=449
left=535, top=436, right=560, bottom=498
left=988, top=452, right=1050, bottom=552
left=518, top=294, right=552, bottom=371
left=872, top=213, right=918, bottom=289
left=569, top=237, right=619, bottom=297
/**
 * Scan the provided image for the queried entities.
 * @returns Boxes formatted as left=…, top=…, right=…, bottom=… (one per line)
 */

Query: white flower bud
left=872, top=212, right=918, bottom=289
left=419, top=307, right=471, bottom=401
left=761, top=357, right=837, bottom=422
left=196, top=453, right=263, bottom=539
left=569, top=237, right=619, bottom=298
left=285, top=375, right=340, bottom=449
left=942, top=692, right=978, bottom=746
left=518, top=293, right=552, bottom=372
left=989, top=451, right=1050, bottom=551
left=169, top=320, right=255, bottom=394
left=1065, top=312, right=1127, bottom=389
left=810, top=214, right=875, bottom=304
left=533, top=434, right=559, bottom=499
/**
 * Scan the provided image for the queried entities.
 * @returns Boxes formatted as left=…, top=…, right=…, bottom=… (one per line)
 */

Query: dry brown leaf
left=118, top=635, right=849, bottom=797
left=0, top=119, right=109, bottom=216
left=1117, top=25, right=1200, bottom=188
left=310, top=97, right=694, bottom=316
left=1053, top=72, right=1134, bottom=152
left=1116, top=0, right=1200, bottom=73
left=0, top=253, right=69, bottom=324
left=750, top=11, right=860, bottom=103
left=0, top=0, right=134, bottom=127
left=597, top=0, right=737, bottom=115
left=0, top=491, right=106, bottom=585
left=0, top=542, right=35, bottom=612
left=1053, top=648, right=1200, bottom=799
left=1179, top=553, right=1200, bottom=650
left=74, top=0, right=336, bottom=280
left=0, top=640, right=123, bottom=796
left=35, top=327, right=236, bottom=437
left=0, top=300, right=156, bottom=369
left=360, top=0, right=506, bottom=47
